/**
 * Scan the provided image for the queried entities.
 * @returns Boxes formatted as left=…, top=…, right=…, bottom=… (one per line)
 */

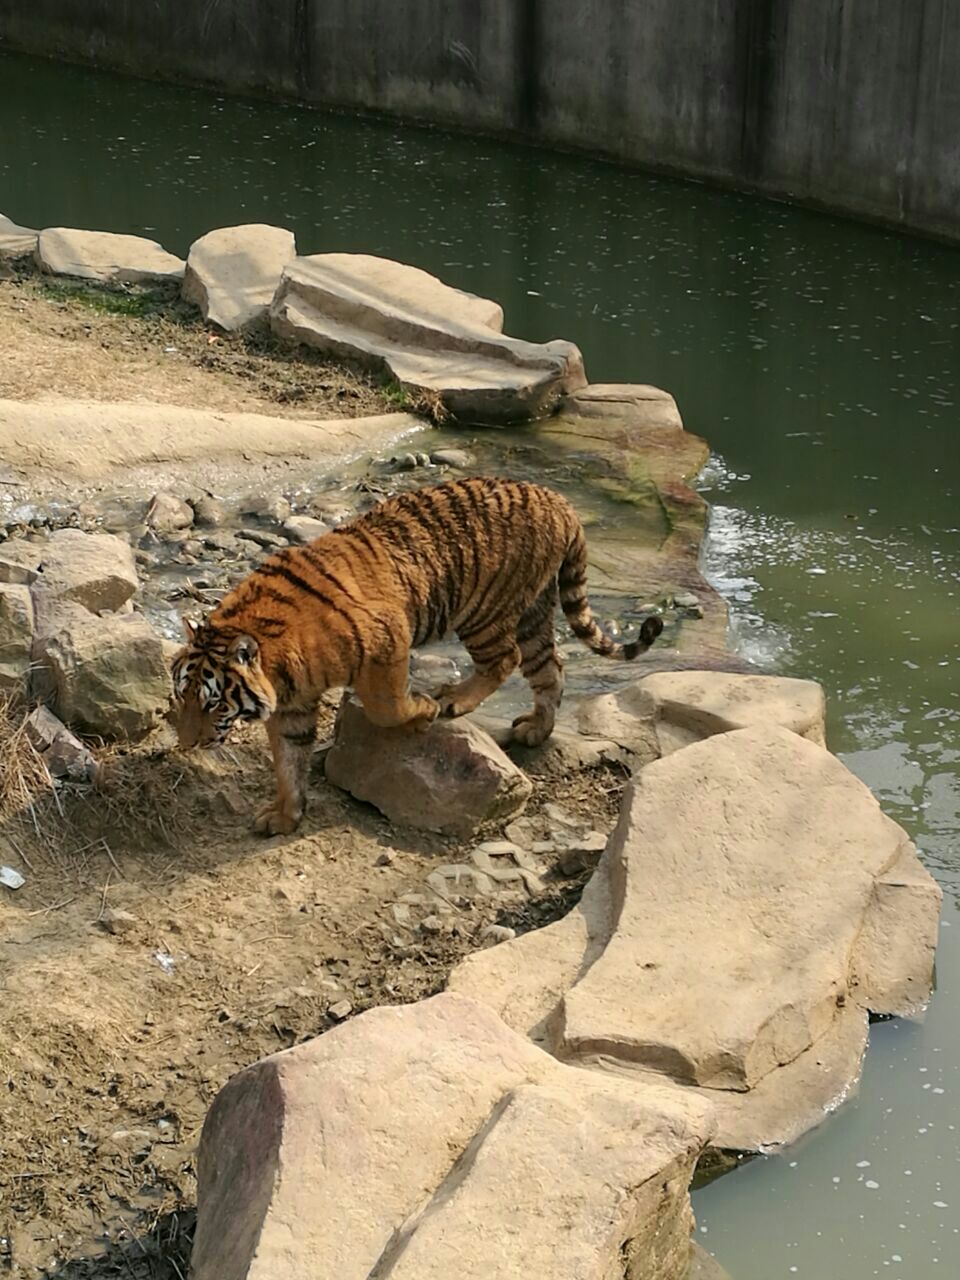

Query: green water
left=2, top=51, right=959, bottom=1279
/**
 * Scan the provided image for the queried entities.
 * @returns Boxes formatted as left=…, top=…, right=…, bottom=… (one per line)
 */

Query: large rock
left=0, top=211, right=38, bottom=258
left=192, top=993, right=713, bottom=1280
left=29, top=529, right=138, bottom=614
left=32, top=603, right=168, bottom=740
left=325, top=696, right=532, bottom=836
left=0, top=583, right=33, bottom=691
left=36, top=228, right=184, bottom=283
left=451, top=725, right=941, bottom=1151
left=577, top=671, right=826, bottom=762
left=182, top=224, right=297, bottom=330
left=270, top=253, right=586, bottom=422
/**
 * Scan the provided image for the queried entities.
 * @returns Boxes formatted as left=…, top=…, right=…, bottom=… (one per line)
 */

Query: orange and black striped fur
left=170, top=478, right=663, bottom=835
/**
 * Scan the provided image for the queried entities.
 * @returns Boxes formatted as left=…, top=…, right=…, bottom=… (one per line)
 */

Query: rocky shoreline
left=0, top=216, right=943, bottom=1280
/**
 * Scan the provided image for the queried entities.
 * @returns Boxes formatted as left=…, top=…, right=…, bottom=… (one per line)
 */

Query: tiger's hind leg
left=438, top=634, right=521, bottom=719
left=255, top=703, right=319, bottom=836
left=512, top=584, right=564, bottom=747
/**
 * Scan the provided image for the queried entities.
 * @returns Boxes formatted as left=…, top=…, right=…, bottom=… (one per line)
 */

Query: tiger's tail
left=558, top=525, right=663, bottom=659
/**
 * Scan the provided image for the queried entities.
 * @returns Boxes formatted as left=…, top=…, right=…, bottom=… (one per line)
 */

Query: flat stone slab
left=36, top=227, right=184, bottom=283
left=0, top=211, right=38, bottom=258
left=325, top=695, right=532, bottom=837
left=451, top=724, right=941, bottom=1151
left=192, top=993, right=714, bottom=1280
left=577, top=671, right=826, bottom=762
left=270, top=253, right=586, bottom=422
left=0, top=399, right=421, bottom=490
left=182, top=223, right=296, bottom=330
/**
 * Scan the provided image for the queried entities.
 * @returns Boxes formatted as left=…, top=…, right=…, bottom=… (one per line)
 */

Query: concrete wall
left=2, top=1, right=959, bottom=241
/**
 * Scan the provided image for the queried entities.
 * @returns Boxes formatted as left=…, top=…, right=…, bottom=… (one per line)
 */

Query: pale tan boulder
left=0, top=583, right=33, bottom=691
left=30, top=529, right=138, bottom=615
left=0, top=212, right=38, bottom=258
left=270, top=253, right=586, bottom=422
left=191, top=993, right=714, bottom=1280
left=325, top=695, right=532, bottom=836
left=451, top=725, right=941, bottom=1151
left=31, top=603, right=168, bottom=741
left=577, top=671, right=826, bottom=761
left=36, top=228, right=184, bottom=283
left=183, top=224, right=296, bottom=330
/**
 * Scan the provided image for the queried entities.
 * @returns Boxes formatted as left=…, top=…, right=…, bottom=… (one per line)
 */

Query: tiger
left=170, top=477, right=663, bottom=835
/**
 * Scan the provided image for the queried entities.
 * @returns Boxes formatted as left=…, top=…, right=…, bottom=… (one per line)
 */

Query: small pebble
left=673, top=591, right=701, bottom=609
left=101, top=907, right=138, bottom=936
left=376, top=850, right=396, bottom=867
left=430, top=448, right=473, bottom=469
left=328, top=1000, right=354, bottom=1022
left=237, top=528, right=288, bottom=550
left=481, top=925, right=517, bottom=945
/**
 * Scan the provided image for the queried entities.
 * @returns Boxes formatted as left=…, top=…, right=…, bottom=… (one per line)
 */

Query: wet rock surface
left=192, top=993, right=714, bottom=1280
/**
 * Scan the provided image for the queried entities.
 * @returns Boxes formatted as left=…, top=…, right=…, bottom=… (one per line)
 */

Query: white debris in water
left=865, top=1179, right=880, bottom=1189
left=857, top=1159, right=871, bottom=1167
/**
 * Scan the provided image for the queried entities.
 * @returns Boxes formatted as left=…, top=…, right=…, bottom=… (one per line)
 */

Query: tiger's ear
left=182, top=616, right=200, bottom=642
left=231, top=634, right=260, bottom=666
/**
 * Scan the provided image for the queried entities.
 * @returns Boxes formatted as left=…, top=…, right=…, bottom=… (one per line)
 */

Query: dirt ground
left=0, top=260, right=393, bottom=419
left=0, top=690, right=623, bottom=1278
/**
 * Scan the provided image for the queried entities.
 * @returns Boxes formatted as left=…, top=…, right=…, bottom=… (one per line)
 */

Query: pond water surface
left=2, top=51, right=959, bottom=1279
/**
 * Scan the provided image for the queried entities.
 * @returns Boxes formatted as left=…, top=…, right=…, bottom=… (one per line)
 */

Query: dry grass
left=0, top=261, right=394, bottom=419
left=0, top=693, right=198, bottom=882
left=0, top=690, right=56, bottom=830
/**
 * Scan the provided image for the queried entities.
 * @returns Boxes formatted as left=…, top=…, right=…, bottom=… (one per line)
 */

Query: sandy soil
left=0, top=261, right=392, bottom=419
left=0, top=692, right=623, bottom=1278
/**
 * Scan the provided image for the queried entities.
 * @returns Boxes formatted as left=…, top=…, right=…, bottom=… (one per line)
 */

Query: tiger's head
left=170, top=618, right=277, bottom=749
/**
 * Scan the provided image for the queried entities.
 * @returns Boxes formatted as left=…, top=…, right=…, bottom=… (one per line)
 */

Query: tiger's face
left=170, top=619, right=277, bottom=749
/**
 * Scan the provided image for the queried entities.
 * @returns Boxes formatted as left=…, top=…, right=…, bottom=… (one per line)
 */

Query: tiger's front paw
left=253, top=801, right=303, bottom=836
